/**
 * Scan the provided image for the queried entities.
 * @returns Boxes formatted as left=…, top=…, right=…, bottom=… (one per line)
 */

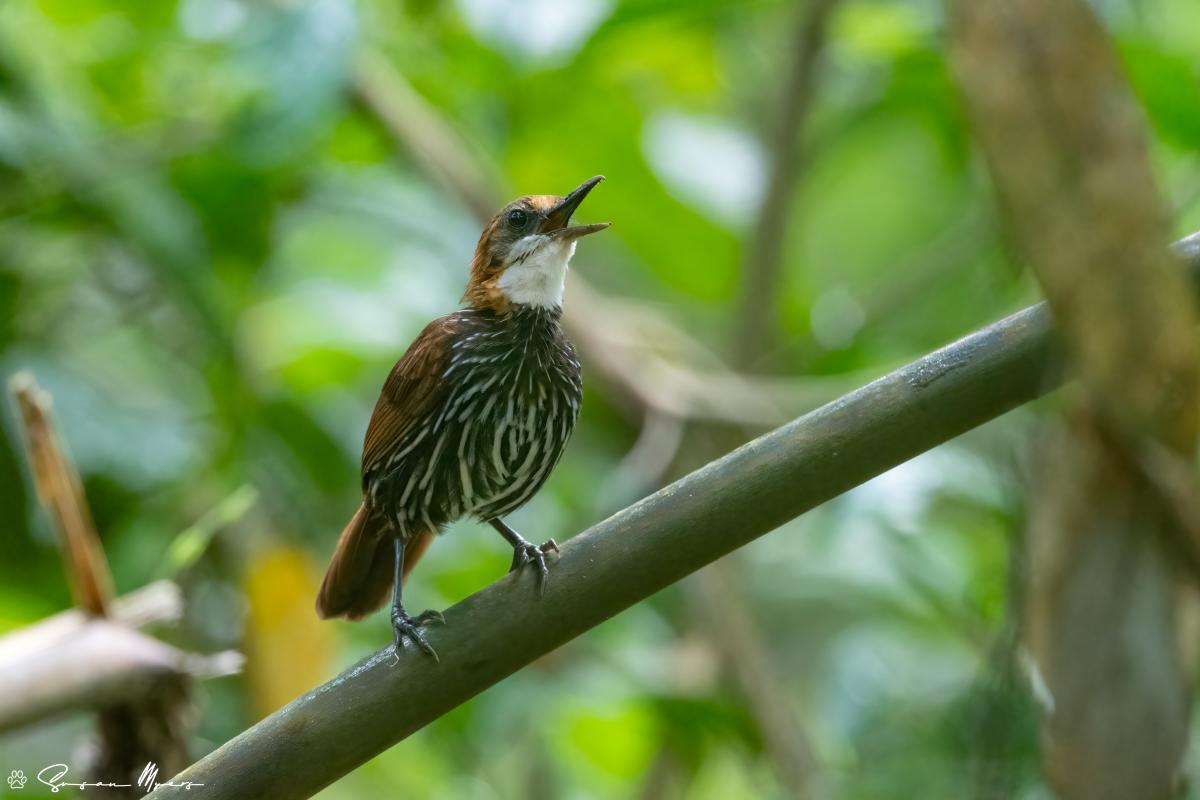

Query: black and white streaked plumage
left=316, top=176, right=608, bottom=659
left=367, top=305, right=582, bottom=535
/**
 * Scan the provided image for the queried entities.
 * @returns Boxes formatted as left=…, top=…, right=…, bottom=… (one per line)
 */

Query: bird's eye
left=506, top=209, right=529, bottom=229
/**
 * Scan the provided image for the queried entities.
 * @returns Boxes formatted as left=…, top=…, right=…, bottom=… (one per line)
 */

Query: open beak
left=544, top=175, right=610, bottom=240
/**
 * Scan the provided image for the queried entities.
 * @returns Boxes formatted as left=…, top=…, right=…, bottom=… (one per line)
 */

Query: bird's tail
left=316, top=503, right=434, bottom=620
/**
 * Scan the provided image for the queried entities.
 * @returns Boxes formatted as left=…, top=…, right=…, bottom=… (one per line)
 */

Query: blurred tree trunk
left=950, top=1, right=1200, bottom=798
left=1026, top=410, right=1191, bottom=799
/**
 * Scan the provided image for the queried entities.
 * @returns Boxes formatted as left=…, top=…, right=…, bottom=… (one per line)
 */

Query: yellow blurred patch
left=243, top=546, right=333, bottom=718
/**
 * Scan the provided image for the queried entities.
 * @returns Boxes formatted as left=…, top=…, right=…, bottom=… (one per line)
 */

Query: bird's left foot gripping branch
left=315, top=176, right=610, bottom=661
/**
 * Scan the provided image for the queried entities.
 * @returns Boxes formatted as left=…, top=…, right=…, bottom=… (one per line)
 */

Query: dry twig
left=8, top=373, right=243, bottom=796
left=11, top=372, right=115, bottom=617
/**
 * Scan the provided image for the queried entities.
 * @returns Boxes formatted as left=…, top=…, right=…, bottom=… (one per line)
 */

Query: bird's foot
left=509, top=538, right=559, bottom=597
left=390, top=608, right=445, bottom=662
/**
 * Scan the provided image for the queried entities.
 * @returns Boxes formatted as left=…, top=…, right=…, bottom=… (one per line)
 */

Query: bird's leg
left=489, top=518, right=558, bottom=597
left=390, top=538, right=444, bottom=661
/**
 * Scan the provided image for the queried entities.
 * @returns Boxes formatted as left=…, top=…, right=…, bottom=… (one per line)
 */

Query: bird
left=316, top=175, right=609, bottom=660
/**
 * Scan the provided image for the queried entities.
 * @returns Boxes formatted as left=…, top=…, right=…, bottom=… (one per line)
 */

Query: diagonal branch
left=153, top=298, right=1054, bottom=798
left=148, top=233, right=1200, bottom=798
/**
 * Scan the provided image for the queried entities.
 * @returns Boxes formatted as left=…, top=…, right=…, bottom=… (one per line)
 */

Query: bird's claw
left=413, top=609, right=445, bottom=626
left=390, top=607, right=444, bottom=662
left=509, top=538, right=559, bottom=597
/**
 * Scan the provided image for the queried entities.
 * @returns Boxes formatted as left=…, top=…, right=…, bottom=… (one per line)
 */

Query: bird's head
left=464, top=175, right=609, bottom=311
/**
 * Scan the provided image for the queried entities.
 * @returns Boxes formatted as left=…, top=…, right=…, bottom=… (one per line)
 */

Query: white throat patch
left=496, top=235, right=577, bottom=309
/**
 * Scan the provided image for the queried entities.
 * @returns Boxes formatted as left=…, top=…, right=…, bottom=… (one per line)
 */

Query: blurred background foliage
left=1, top=0, right=1199, bottom=797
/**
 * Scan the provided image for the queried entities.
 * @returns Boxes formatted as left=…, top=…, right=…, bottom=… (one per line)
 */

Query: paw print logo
left=7, top=769, right=27, bottom=789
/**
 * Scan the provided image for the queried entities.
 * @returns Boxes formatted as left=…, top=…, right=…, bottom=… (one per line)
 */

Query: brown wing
left=361, top=313, right=458, bottom=484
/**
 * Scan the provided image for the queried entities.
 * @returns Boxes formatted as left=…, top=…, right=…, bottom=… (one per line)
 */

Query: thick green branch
left=150, top=235, right=1200, bottom=800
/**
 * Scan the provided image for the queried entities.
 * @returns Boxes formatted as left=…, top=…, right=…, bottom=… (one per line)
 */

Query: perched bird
left=316, top=176, right=609, bottom=659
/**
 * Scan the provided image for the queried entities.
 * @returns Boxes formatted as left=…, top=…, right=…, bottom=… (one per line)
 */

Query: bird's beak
left=544, top=175, right=610, bottom=240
